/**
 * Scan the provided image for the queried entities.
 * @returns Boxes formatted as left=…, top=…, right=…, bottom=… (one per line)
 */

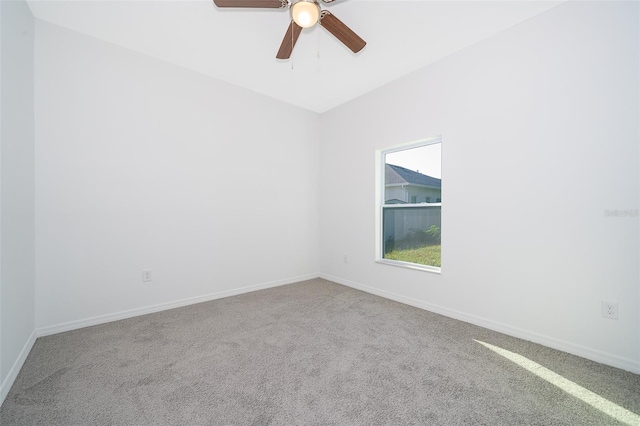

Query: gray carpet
left=1, top=278, right=638, bottom=425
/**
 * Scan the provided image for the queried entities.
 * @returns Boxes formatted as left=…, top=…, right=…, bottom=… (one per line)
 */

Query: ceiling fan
left=212, top=0, right=366, bottom=59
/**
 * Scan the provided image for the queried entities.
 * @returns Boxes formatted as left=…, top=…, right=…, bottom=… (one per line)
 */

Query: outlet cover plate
left=142, top=269, right=152, bottom=282
left=601, top=301, right=618, bottom=320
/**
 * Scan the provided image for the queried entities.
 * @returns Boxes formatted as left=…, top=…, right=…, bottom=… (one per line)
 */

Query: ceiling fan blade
left=319, top=11, right=366, bottom=54
left=213, top=0, right=287, bottom=8
left=276, top=21, right=303, bottom=59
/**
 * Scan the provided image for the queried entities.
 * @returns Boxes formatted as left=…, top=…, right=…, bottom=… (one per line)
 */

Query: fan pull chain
left=317, top=27, right=321, bottom=58
left=291, top=21, right=295, bottom=69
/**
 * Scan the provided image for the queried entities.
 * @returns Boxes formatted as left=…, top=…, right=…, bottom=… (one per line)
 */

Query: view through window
left=382, top=139, right=441, bottom=270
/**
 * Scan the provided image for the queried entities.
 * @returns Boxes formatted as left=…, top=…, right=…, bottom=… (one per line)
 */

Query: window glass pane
left=384, top=143, right=441, bottom=205
left=383, top=206, right=441, bottom=267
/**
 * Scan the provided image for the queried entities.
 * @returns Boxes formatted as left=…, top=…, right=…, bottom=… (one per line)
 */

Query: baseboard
left=37, top=273, right=320, bottom=338
left=320, top=273, right=640, bottom=375
left=0, top=329, right=37, bottom=407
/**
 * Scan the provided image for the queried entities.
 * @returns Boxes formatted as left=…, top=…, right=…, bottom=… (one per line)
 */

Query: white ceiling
left=27, top=0, right=565, bottom=112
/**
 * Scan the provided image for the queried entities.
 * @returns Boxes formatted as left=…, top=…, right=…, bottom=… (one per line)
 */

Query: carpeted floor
left=1, top=278, right=638, bottom=425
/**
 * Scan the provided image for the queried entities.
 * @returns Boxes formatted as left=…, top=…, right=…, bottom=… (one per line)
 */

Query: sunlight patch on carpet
left=475, top=340, right=640, bottom=426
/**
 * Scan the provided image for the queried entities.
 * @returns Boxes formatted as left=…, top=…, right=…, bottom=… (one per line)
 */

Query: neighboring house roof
left=385, top=198, right=407, bottom=204
left=385, top=164, right=441, bottom=189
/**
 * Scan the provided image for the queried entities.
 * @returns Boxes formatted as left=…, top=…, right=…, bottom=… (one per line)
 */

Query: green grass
left=385, top=245, right=441, bottom=267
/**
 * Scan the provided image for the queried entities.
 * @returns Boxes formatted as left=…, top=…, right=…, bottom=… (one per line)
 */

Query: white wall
left=34, top=21, right=320, bottom=329
left=0, top=0, right=36, bottom=400
left=320, top=1, right=639, bottom=372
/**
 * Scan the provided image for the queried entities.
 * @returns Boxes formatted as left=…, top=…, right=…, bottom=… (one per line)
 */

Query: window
left=377, top=137, right=442, bottom=272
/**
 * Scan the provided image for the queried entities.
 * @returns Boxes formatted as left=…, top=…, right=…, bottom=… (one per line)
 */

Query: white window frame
left=375, top=136, right=442, bottom=274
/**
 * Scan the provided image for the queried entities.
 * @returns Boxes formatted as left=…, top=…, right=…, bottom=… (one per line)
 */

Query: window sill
left=376, top=259, right=441, bottom=274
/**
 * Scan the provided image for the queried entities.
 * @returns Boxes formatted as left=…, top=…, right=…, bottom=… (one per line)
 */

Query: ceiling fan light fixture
left=291, top=0, right=320, bottom=29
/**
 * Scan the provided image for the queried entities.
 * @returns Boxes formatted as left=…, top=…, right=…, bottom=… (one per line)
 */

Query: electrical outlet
left=601, top=301, right=618, bottom=320
left=142, top=269, right=152, bottom=282
left=343, top=255, right=348, bottom=264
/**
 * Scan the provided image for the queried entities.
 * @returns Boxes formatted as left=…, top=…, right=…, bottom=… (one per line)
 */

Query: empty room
left=1, top=0, right=639, bottom=424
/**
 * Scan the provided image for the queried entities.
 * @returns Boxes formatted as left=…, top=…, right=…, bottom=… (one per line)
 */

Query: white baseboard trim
left=0, top=329, right=37, bottom=407
left=36, top=273, right=320, bottom=338
left=320, top=273, right=640, bottom=375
